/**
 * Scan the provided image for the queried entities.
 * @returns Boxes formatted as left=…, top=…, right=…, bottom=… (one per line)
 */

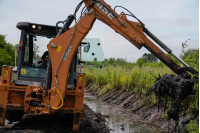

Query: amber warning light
left=19, top=41, right=23, bottom=49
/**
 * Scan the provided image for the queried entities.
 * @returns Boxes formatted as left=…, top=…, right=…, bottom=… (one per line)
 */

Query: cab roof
left=16, top=22, right=60, bottom=38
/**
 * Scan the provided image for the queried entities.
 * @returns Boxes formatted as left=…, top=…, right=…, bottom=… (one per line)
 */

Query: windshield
left=21, top=34, right=50, bottom=79
left=23, top=35, right=49, bottom=67
left=19, top=67, right=46, bottom=78
left=82, top=38, right=107, bottom=69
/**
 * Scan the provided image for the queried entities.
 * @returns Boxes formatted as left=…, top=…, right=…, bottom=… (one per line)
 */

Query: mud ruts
left=0, top=104, right=110, bottom=133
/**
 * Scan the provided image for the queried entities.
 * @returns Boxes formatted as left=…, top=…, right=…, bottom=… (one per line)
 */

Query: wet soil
left=0, top=104, right=109, bottom=133
left=86, top=83, right=198, bottom=133
left=84, top=92, right=162, bottom=133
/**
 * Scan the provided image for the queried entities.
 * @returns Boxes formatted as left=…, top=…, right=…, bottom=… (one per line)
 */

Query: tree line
left=0, top=34, right=15, bottom=72
left=106, top=49, right=198, bottom=68
left=83, top=49, right=198, bottom=69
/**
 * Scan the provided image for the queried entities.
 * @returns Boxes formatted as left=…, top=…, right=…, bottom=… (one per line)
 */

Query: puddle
left=84, top=92, right=161, bottom=133
left=5, top=119, right=19, bottom=125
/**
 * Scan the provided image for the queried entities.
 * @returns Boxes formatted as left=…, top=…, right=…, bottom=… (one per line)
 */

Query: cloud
left=173, top=33, right=184, bottom=38
left=187, top=33, right=193, bottom=37
left=0, top=13, right=6, bottom=19
left=170, top=18, right=192, bottom=27
left=0, top=0, right=198, bottom=63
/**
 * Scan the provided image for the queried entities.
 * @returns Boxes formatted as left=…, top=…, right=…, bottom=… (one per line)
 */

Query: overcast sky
left=0, top=0, right=199, bottom=62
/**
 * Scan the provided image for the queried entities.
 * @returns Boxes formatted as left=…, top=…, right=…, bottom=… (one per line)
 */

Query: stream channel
left=84, top=92, right=162, bottom=133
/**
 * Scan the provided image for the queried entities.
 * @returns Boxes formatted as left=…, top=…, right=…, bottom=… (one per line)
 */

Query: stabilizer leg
left=0, top=107, right=6, bottom=126
left=73, top=113, right=81, bottom=131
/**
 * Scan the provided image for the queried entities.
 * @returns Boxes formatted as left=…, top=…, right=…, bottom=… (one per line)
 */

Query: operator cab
left=14, top=22, right=106, bottom=87
left=14, top=22, right=60, bottom=86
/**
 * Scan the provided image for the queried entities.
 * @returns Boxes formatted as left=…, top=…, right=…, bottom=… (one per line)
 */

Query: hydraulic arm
left=48, top=0, right=198, bottom=93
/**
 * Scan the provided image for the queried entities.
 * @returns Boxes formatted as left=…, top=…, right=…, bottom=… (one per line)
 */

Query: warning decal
left=57, top=45, right=62, bottom=52
left=79, top=77, right=83, bottom=82
left=21, top=69, right=25, bottom=75
left=4, top=70, right=8, bottom=76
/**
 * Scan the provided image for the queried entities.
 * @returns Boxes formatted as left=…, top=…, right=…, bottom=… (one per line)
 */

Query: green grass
left=187, top=119, right=199, bottom=133
left=83, top=64, right=174, bottom=95
left=83, top=62, right=199, bottom=116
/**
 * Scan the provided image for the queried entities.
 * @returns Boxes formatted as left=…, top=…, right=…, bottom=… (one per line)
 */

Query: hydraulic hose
left=50, top=1, right=84, bottom=110
left=51, top=88, right=64, bottom=110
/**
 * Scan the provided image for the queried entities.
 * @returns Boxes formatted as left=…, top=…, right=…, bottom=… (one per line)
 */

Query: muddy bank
left=86, top=84, right=198, bottom=133
left=0, top=104, right=109, bottom=133
left=84, top=91, right=162, bottom=133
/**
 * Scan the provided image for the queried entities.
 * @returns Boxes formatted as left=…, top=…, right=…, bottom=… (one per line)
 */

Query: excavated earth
left=86, top=80, right=199, bottom=133
left=0, top=104, right=109, bottom=133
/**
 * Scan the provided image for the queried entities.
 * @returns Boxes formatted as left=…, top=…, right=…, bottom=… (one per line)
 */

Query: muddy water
left=84, top=92, right=161, bottom=133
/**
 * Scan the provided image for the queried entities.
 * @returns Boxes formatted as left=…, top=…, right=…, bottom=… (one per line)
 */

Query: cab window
left=20, top=35, right=48, bottom=78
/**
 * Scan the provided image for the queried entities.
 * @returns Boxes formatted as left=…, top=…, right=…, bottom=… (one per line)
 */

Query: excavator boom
left=49, top=0, right=198, bottom=92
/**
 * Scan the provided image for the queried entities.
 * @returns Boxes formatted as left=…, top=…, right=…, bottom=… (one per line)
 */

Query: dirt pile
left=80, top=104, right=109, bottom=133
left=0, top=104, right=109, bottom=133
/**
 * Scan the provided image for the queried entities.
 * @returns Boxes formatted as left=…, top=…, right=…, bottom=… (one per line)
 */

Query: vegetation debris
left=147, top=73, right=198, bottom=121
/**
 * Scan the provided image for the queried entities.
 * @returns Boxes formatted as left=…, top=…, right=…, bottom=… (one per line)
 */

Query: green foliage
left=0, top=34, right=6, bottom=49
left=180, top=39, right=199, bottom=68
left=0, top=35, right=15, bottom=61
left=0, top=48, right=13, bottom=71
left=148, top=62, right=165, bottom=67
left=135, top=58, right=150, bottom=67
left=187, top=120, right=199, bottom=133
left=181, top=39, right=190, bottom=54
left=182, top=49, right=199, bottom=60
left=188, top=81, right=199, bottom=114
left=106, top=58, right=128, bottom=67
left=167, top=54, right=179, bottom=64
left=33, top=54, right=41, bottom=60
left=84, top=60, right=107, bottom=69
left=182, top=49, right=199, bottom=67
left=142, top=53, right=158, bottom=62
left=82, top=65, right=174, bottom=95
left=0, top=34, right=15, bottom=73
